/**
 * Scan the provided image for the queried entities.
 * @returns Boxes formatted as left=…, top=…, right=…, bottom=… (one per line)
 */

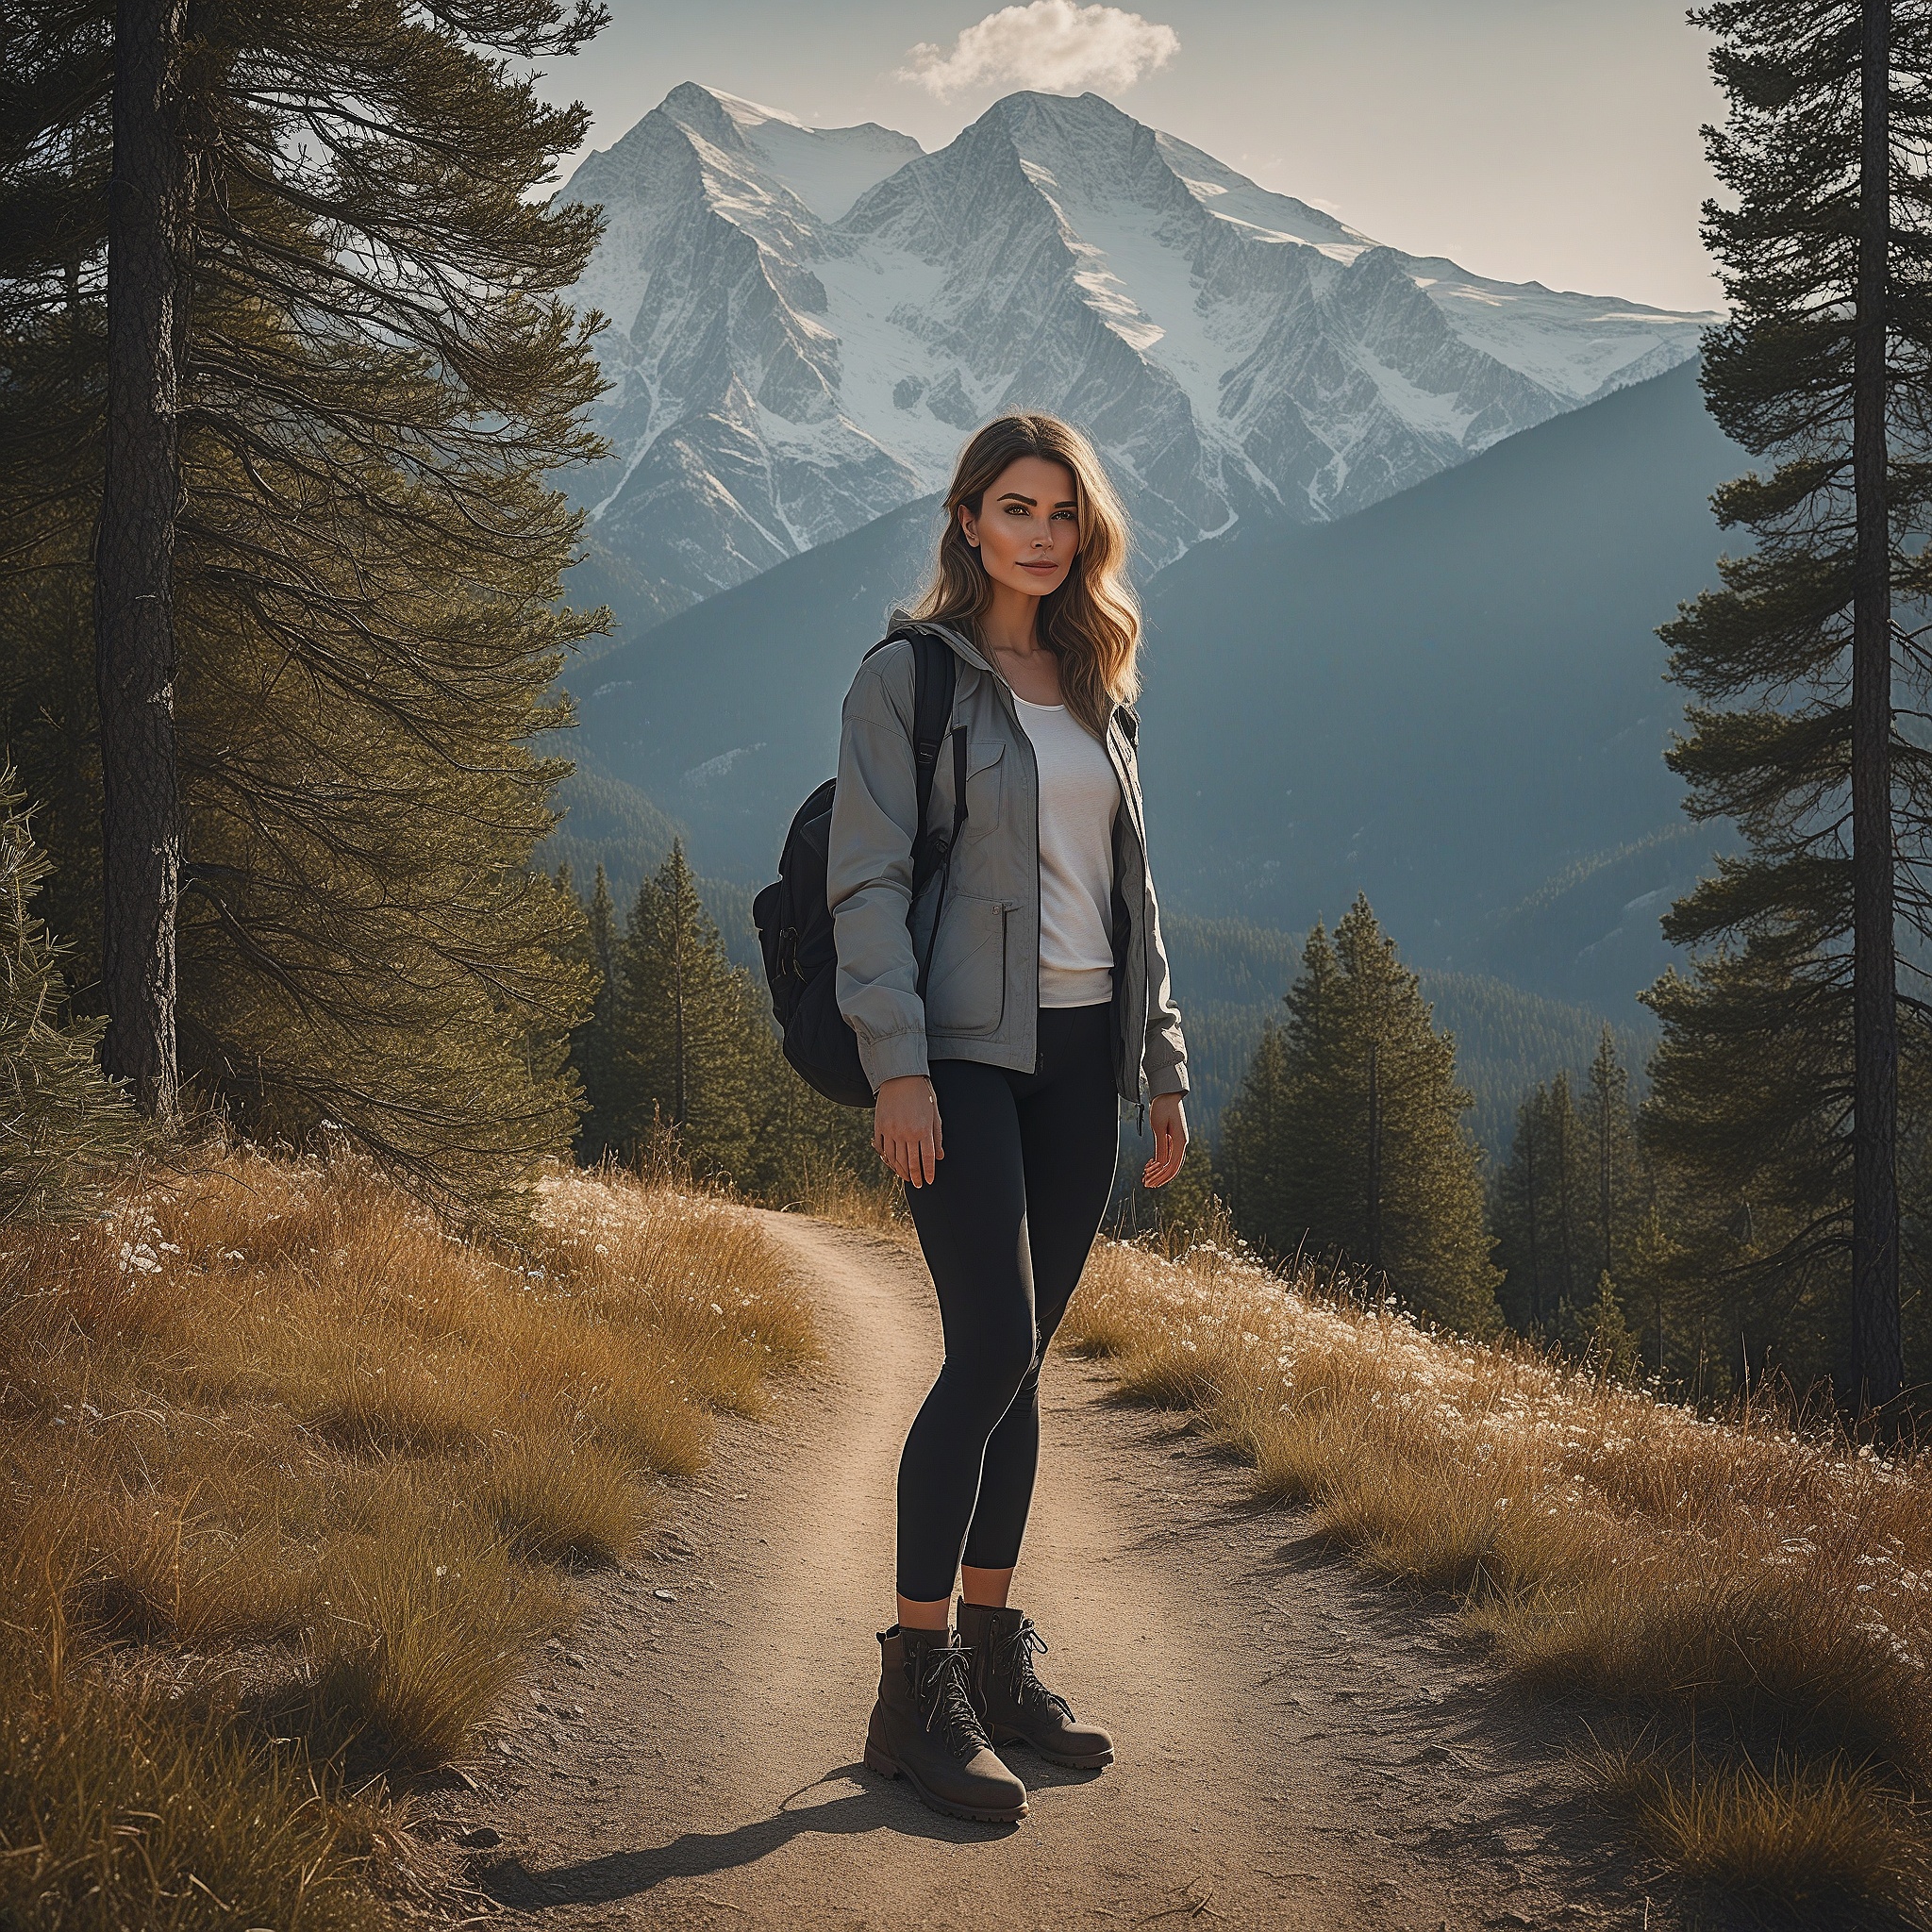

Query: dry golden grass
left=787, top=1153, right=910, bottom=1236
left=0, top=1608, right=403, bottom=1932
left=1060, top=1224, right=1932, bottom=1924
left=0, top=1142, right=813, bottom=1927
left=1594, top=1743, right=1927, bottom=1921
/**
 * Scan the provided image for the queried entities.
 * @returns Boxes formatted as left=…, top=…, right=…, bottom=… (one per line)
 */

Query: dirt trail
left=455, top=1215, right=1657, bottom=1930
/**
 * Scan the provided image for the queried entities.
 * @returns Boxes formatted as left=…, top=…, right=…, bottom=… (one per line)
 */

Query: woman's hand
left=1141, top=1092, right=1189, bottom=1190
left=874, top=1074, right=944, bottom=1188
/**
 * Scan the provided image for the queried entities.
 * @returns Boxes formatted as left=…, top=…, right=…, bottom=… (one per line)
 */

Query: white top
left=1013, top=695, right=1120, bottom=1008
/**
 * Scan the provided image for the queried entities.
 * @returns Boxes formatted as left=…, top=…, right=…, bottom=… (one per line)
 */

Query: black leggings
left=896, top=1003, right=1120, bottom=1603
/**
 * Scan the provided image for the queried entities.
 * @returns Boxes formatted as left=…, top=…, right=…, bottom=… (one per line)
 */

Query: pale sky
left=539, top=0, right=1725, bottom=315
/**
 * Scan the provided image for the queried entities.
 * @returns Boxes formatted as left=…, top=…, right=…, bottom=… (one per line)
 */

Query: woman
left=827, top=413, right=1190, bottom=1825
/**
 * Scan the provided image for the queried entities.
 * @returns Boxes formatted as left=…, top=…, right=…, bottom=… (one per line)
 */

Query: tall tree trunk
left=95, top=0, right=191, bottom=1122
left=1851, top=0, right=1904, bottom=1413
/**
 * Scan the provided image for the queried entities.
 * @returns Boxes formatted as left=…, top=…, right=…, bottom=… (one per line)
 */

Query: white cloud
left=898, top=1, right=1180, bottom=100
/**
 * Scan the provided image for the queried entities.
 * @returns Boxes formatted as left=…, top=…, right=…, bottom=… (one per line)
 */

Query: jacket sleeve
left=827, top=645, right=930, bottom=1091
left=1141, top=858, right=1191, bottom=1100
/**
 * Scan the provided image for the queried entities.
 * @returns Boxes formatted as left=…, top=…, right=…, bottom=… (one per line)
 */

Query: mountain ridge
left=558, top=82, right=1716, bottom=629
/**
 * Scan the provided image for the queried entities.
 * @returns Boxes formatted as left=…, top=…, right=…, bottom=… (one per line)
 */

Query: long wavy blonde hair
left=908, top=413, right=1140, bottom=737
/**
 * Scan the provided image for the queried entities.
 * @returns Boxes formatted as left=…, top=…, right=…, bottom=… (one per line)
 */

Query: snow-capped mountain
left=558, top=82, right=1716, bottom=622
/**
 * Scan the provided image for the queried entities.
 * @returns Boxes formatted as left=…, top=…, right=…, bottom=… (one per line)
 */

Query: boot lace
left=995, top=1618, right=1074, bottom=1724
left=912, top=1641, right=995, bottom=1761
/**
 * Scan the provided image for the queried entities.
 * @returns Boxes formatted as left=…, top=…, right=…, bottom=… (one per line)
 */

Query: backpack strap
left=908, top=632, right=955, bottom=838
left=865, top=626, right=959, bottom=888
left=862, top=625, right=969, bottom=999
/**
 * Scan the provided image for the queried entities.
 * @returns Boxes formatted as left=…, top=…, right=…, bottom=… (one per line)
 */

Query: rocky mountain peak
left=558, top=82, right=1718, bottom=628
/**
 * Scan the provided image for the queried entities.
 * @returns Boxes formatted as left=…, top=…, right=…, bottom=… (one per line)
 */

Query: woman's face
left=959, top=457, right=1079, bottom=599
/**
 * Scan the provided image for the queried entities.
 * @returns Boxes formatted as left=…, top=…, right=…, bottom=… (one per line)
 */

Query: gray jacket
left=827, top=619, right=1189, bottom=1108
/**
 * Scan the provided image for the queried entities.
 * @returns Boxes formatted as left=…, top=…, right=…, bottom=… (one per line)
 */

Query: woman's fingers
left=873, top=1079, right=942, bottom=1188
left=1141, top=1118, right=1187, bottom=1189
left=877, top=1125, right=939, bottom=1188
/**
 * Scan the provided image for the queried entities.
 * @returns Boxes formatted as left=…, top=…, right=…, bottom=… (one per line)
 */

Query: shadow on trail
left=477, top=1758, right=1099, bottom=1908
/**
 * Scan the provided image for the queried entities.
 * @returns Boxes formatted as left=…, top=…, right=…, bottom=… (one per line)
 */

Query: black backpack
left=753, top=629, right=967, bottom=1107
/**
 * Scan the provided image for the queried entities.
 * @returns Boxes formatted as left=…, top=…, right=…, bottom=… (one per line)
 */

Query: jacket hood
left=886, top=609, right=996, bottom=677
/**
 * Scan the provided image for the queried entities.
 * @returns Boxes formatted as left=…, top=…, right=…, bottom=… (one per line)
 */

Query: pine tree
left=1626, top=1201, right=1690, bottom=1383
left=1274, top=922, right=1357, bottom=1261
left=2, top=0, right=609, bottom=1223
left=1584, top=1271, right=1640, bottom=1383
left=1541, top=1072, right=1590, bottom=1324
left=1492, top=1048, right=1649, bottom=1349
left=1586, top=1026, right=1642, bottom=1284
left=1492, top=1079, right=1584, bottom=1336
left=1646, top=0, right=1932, bottom=1409
left=572, top=862, right=623, bottom=1158
left=562, top=846, right=880, bottom=1200
left=547, top=861, right=604, bottom=1145
left=1541, top=1074, right=1585, bottom=1324
left=608, top=845, right=764, bottom=1182
left=587, top=865, right=619, bottom=999
left=1225, top=900, right=1501, bottom=1334
left=1491, top=1091, right=1545, bottom=1335
left=1642, top=942, right=1859, bottom=1395
left=1217, top=1024, right=1291, bottom=1255
left=0, top=768, right=137, bottom=1224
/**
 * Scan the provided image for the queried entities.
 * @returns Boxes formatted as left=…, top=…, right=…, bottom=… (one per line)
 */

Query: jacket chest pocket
left=960, top=737, right=1005, bottom=841
left=924, top=893, right=1009, bottom=1035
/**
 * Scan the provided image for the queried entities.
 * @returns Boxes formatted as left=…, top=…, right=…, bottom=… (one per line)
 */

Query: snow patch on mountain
left=558, top=83, right=1717, bottom=622
left=720, top=93, right=923, bottom=222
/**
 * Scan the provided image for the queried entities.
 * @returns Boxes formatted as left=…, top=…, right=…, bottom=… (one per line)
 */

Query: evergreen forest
left=0, top=0, right=877, bottom=1228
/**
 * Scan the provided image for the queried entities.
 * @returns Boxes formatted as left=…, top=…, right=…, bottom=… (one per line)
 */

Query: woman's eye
left=1051, top=508, right=1076, bottom=523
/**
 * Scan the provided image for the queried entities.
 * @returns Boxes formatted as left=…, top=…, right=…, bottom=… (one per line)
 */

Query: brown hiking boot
left=957, top=1601, right=1114, bottom=1770
left=863, top=1625, right=1029, bottom=1824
